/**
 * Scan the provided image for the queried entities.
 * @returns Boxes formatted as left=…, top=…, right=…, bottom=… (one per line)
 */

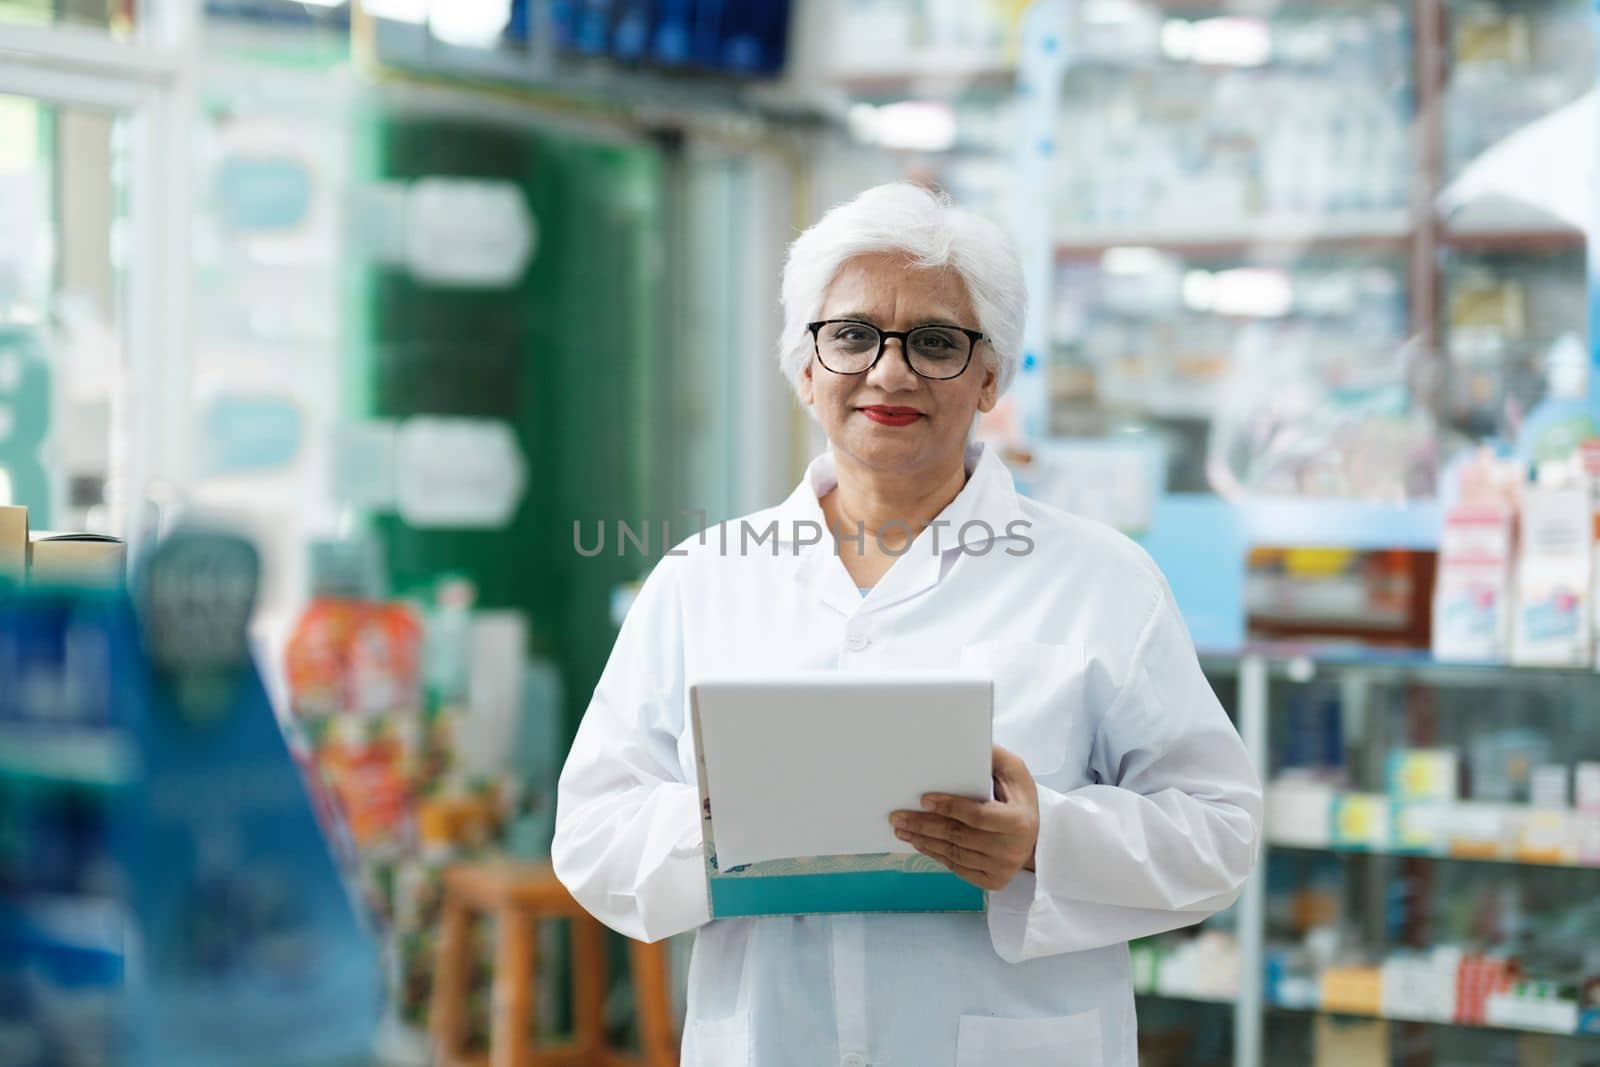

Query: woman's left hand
left=890, top=744, right=1040, bottom=891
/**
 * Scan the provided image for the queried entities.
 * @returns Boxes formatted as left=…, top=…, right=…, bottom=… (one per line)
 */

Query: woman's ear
left=797, top=358, right=815, bottom=406
left=975, top=350, right=1000, bottom=413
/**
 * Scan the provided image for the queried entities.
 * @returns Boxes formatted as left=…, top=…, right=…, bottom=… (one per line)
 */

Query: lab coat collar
left=776, top=439, right=1027, bottom=616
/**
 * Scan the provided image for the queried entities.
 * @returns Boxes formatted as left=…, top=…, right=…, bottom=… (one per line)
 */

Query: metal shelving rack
left=1209, top=650, right=1600, bottom=1066
left=796, top=3, right=1600, bottom=1061
left=830, top=0, right=1590, bottom=450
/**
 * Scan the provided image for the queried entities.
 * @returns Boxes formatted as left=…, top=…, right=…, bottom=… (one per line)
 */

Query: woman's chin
left=837, top=427, right=944, bottom=471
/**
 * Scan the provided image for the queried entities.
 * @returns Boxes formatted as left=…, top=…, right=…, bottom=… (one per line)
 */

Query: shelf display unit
left=1153, top=652, right=1600, bottom=1067
left=820, top=0, right=1592, bottom=495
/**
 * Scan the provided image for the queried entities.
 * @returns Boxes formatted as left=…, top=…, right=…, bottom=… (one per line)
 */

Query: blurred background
left=3, top=1, right=1600, bottom=1065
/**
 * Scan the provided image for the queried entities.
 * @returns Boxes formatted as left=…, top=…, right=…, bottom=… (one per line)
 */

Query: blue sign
left=128, top=531, right=381, bottom=1067
left=201, top=393, right=304, bottom=476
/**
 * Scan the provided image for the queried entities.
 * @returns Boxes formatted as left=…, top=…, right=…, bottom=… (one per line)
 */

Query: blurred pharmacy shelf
left=1269, top=1000, right=1591, bottom=1039
left=1054, top=213, right=1416, bottom=259
left=1203, top=650, right=1600, bottom=1065
left=1440, top=218, right=1586, bottom=254
left=366, top=14, right=794, bottom=121
left=1208, top=645, right=1600, bottom=685
left=832, top=65, right=1017, bottom=97
left=1271, top=838, right=1596, bottom=872
left=1138, top=990, right=1239, bottom=1006
left=821, top=0, right=1593, bottom=500
left=1143, top=970, right=1597, bottom=1041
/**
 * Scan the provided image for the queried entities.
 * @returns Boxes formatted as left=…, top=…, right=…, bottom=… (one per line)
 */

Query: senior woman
left=553, top=182, right=1261, bottom=1067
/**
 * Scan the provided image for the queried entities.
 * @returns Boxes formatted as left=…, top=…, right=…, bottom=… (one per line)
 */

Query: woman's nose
left=867, top=337, right=921, bottom=390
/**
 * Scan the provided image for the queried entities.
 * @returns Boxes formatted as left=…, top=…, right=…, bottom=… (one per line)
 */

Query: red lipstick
left=859, top=405, right=923, bottom=427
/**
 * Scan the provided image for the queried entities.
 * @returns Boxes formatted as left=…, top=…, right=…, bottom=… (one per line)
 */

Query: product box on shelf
left=1152, top=930, right=1240, bottom=1002
left=1264, top=947, right=1321, bottom=1011
left=1512, top=477, right=1592, bottom=666
left=1388, top=749, right=1459, bottom=802
left=1577, top=763, right=1600, bottom=811
left=1584, top=441, right=1600, bottom=668
left=29, top=535, right=126, bottom=590
left=1582, top=964, right=1600, bottom=1034
left=1455, top=954, right=1520, bottom=1026
left=1574, top=763, right=1600, bottom=865
left=1483, top=981, right=1579, bottom=1034
left=1391, top=803, right=1451, bottom=854
left=1331, top=793, right=1390, bottom=850
left=1470, top=729, right=1550, bottom=803
left=0, top=505, right=27, bottom=583
left=1577, top=815, right=1600, bottom=867
left=1516, top=767, right=1578, bottom=860
left=1512, top=809, right=1580, bottom=865
left=1530, top=764, right=1571, bottom=809
left=1433, top=504, right=1516, bottom=662
left=1319, top=966, right=1384, bottom=1015
left=1443, top=802, right=1518, bottom=859
left=1378, top=947, right=1463, bottom=1024
left=1265, top=776, right=1336, bottom=848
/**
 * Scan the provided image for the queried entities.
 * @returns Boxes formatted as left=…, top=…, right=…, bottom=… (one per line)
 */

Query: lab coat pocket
left=955, top=1010, right=1102, bottom=1067
left=957, top=640, right=1086, bottom=777
left=686, top=1011, right=751, bottom=1067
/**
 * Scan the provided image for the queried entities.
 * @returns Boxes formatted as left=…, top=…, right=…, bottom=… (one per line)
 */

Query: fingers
left=898, top=830, right=1006, bottom=890
left=917, top=793, right=1010, bottom=830
left=916, top=748, right=1032, bottom=827
left=891, top=812, right=1009, bottom=857
left=895, top=828, right=991, bottom=872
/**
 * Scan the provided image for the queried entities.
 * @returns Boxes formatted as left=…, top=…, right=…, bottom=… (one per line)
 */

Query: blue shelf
left=1237, top=498, right=1442, bottom=551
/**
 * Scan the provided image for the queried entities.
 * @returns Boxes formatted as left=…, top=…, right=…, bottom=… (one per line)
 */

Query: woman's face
left=798, top=252, right=999, bottom=478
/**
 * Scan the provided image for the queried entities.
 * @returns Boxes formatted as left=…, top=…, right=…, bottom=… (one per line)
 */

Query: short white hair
left=777, top=182, right=1027, bottom=398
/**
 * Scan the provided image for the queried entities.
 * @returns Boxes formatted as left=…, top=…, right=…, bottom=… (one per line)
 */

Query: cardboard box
left=1332, top=793, right=1391, bottom=850
left=29, top=533, right=126, bottom=589
left=0, top=506, right=26, bottom=583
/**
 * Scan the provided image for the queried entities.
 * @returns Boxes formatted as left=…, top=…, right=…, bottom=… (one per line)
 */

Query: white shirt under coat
left=553, top=440, right=1263, bottom=1067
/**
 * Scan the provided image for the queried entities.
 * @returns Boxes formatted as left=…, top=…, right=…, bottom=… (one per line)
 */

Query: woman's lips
left=859, top=406, right=923, bottom=427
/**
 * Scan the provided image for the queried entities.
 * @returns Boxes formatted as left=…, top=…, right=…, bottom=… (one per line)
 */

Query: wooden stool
left=430, top=859, right=678, bottom=1067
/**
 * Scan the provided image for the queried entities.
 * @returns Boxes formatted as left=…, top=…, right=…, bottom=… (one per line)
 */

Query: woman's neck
left=824, top=453, right=970, bottom=552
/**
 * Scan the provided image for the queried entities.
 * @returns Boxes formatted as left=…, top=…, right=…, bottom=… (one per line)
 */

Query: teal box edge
left=710, top=868, right=984, bottom=918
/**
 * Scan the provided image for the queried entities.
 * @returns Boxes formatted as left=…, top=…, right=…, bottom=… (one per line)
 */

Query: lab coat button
left=841, top=1054, right=868, bottom=1067
left=845, top=631, right=870, bottom=652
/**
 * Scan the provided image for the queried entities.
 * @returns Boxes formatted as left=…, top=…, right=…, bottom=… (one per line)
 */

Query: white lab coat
left=553, top=440, right=1262, bottom=1067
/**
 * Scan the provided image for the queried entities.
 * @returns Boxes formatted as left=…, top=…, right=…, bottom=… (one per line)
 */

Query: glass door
left=0, top=2, right=194, bottom=548
left=0, top=91, right=130, bottom=534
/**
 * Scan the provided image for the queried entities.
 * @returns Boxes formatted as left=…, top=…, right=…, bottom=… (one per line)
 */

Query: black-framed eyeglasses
left=806, top=319, right=984, bottom=381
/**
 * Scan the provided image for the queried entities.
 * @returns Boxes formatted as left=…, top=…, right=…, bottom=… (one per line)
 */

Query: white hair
left=777, top=182, right=1027, bottom=399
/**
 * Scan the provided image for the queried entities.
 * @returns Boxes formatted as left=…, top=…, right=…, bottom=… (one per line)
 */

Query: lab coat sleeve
left=552, top=559, right=710, bottom=943
left=987, top=582, right=1262, bottom=963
